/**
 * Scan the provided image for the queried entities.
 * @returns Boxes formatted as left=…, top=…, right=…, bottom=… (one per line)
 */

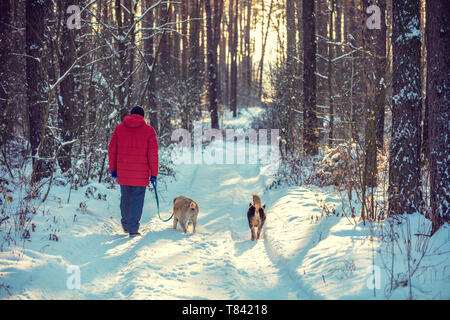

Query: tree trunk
left=230, top=0, right=238, bottom=117
left=159, top=2, right=171, bottom=76
left=115, top=0, right=127, bottom=118
left=388, top=0, right=423, bottom=216
left=0, top=0, right=11, bottom=146
left=127, top=0, right=136, bottom=107
left=345, top=0, right=361, bottom=141
left=374, top=0, right=387, bottom=152
left=218, top=21, right=227, bottom=105
left=245, top=0, right=252, bottom=99
left=144, top=0, right=158, bottom=128
left=258, top=0, right=274, bottom=102
left=362, top=0, right=386, bottom=189
left=205, top=0, right=222, bottom=129
left=303, top=0, right=319, bottom=156
left=327, top=0, right=335, bottom=147
left=26, top=0, right=52, bottom=183
left=426, top=0, right=450, bottom=233
left=186, top=0, right=202, bottom=130
left=181, top=0, right=188, bottom=82
left=284, top=0, right=297, bottom=154
left=58, top=0, right=81, bottom=173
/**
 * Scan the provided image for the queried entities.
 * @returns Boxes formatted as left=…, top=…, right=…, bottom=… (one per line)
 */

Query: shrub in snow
left=316, top=143, right=359, bottom=187
left=266, top=150, right=321, bottom=189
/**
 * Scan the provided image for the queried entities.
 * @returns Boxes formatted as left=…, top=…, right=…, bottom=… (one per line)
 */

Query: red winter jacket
left=108, top=114, right=158, bottom=187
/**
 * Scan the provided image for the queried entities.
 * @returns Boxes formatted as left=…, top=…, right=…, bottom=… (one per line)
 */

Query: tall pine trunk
left=181, top=0, right=188, bottom=82
left=327, top=0, right=335, bottom=147
left=374, top=0, right=387, bottom=152
left=230, top=0, right=238, bottom=118
left=362, top=0, right=386, bottom=190
left=426, top=0, right=450, bottom=233
left=302, top=0, right=318, bottom=156
left=0, top=0, right=11, bottom=146
left=244, top=0, right=252, bottom=99
left=257, top=0, right=274, bottom=102
left=144, top=0, right=158, bottom=128
left=388, top=0, right=423, bottom=215
left=58, top=0, right=81, bottom=173
left=26, top=0, right=52, bottom=184
left=115, top=0, right=127, bottom=118
left=205, top=0, right=223, bottom=129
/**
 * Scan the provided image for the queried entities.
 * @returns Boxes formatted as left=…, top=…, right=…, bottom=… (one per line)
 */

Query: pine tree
left=426, top=0, right=450, bottom=233
left=388, top=0, right=423, bottom=215
left=205, top=0, right=223, bottom=129
left=26, top=0, right=52, bottom=183
left=143, top=0, right=158, bottom=128
left=58, top=0, right=81, bottom=173
left=230, top=0, right=238, bottom=118
left=302, top=0, right=318, bottom=156
left=0, top=0, right=11, bottom=145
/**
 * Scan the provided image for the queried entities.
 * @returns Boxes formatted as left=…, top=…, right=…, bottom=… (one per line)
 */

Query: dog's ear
left=263, top=204, right=266, bottom=209
left=249, top=203, right=252, bottom=207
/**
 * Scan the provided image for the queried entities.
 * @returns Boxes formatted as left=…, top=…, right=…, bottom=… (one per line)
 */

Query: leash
left=151, top=179, right=173, bottom=222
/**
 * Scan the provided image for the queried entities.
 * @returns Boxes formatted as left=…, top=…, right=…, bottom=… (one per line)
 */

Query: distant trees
left=2, top=0, right=271, bottom=190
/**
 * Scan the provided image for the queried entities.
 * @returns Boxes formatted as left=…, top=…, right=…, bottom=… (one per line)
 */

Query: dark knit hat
left=130, top=106, right=145, bottom=117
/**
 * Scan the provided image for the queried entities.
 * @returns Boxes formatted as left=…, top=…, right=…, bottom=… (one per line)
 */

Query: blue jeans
left=120, top=185, right=146, bottom=234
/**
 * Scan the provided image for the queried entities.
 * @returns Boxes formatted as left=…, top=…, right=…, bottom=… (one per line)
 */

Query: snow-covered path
left=1, top=108, right=448, bottom=300
left=65, top=162, right=290, bottom=299
left=78, top=150, right=308, bottom=299
left=0, top=120, right=307, bottom=299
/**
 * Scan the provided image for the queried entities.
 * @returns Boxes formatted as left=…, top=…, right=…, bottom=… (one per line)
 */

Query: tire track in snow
left=263, top=187, right=342, bottom=299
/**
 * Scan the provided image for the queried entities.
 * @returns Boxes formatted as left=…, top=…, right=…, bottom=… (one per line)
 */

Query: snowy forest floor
left=0, top=107, right=449, bottom=300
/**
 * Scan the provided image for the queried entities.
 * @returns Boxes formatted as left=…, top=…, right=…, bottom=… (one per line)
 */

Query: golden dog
left=173, top=196, right=199, bottom=233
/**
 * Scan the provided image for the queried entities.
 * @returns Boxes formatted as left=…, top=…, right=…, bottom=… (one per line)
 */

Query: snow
left=108, top=109, right=118, bottom=120
left=0, top=108, right=448, bottom=300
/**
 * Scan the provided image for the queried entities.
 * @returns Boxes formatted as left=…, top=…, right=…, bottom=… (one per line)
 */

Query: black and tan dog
left=247, top=194, right=266, bottom=241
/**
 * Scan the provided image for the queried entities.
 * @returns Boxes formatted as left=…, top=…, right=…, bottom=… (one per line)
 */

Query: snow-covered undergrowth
left=265, top=186, right=449, bottom=299
left=0, top=107, right=448, bottom=299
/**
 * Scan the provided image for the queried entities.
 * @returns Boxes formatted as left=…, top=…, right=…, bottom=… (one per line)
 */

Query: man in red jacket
left=108, top=106, right=158, bottom=236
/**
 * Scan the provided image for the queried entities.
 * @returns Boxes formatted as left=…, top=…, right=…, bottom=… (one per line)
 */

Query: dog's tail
left=252, top=194, right=262, bottom=210
left=189, top=201, right=198, bottom=211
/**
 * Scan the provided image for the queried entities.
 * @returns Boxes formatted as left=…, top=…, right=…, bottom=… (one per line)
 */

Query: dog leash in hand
left=151, top=179, right=173, bottom=222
